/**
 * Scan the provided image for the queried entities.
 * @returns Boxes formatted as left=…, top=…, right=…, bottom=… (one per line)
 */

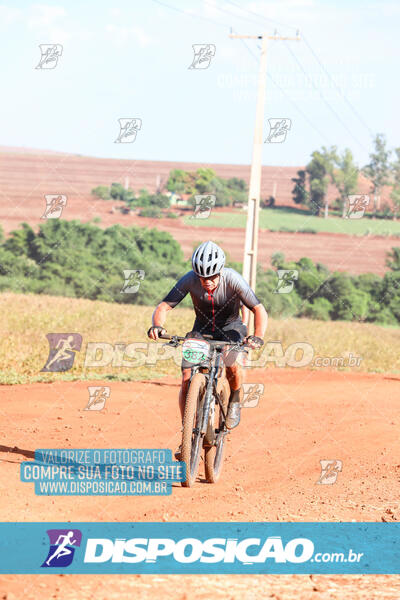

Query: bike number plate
left=182, top=339, right=211, bottom=364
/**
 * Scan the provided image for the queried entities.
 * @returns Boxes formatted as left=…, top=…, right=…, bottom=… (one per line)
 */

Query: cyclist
left=148, top=240, right=268, bottom=434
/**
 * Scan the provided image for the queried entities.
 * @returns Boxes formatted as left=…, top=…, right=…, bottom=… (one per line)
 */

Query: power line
left=151, top=0, right=228, bottom=28
left=222, top=0, right=372, bottom=142
left=302, top=34, right=374, bottom=137
left=202, top=0, right=270, bottom=28
left=238, top=35, right=332, bottom=145
left=282, top=40, right=365, bottom=149
left=225, top=0, right=298, bottom=31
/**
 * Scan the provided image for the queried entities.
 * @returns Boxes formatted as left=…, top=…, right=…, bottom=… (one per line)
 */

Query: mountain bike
left=159, top=333, right=248, bottom=487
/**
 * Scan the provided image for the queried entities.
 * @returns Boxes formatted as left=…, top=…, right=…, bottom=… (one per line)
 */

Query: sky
left=0, top=0, right=399, bottom=167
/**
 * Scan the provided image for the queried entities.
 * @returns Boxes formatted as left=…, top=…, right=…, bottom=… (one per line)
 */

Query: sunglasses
left=201, top=274, right=220, bottom=282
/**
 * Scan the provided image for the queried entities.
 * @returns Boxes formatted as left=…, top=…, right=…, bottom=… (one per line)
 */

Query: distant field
left=1, top=292, right=399, bottom=384
left=184, top=208, right=400, bottom=236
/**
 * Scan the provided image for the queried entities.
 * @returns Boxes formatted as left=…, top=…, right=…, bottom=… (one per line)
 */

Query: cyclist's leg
left=226, top=362, right=242, bottom=393
left=221, top=322, right=247, bottom=429
left=222, top=321, right=247, bottom=390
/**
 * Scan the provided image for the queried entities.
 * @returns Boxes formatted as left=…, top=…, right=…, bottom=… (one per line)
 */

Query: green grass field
left=184, top=208, right=400, bottom=236
left=1, top=292, right=399, bottom=384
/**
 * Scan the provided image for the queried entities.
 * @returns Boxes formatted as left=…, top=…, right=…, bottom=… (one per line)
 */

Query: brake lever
left=229, top=344, right=249, bottom=354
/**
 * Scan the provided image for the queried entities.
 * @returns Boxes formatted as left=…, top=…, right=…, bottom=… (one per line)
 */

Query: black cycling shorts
left=181, top=320, right=247, bottom=370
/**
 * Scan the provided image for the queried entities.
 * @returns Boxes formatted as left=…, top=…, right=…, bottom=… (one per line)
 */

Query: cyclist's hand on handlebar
left=147, top=326, right=166, bottom=340
left=245, top=335, right=264, bottom=350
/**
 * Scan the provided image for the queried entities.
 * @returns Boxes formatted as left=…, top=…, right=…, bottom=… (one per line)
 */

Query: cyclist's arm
left=251, top=303, right=268, bottom=339
left=228, top=269, right=268, bottom=339
left=152, top=301, right=173, bottom=329
left=149, top=272, right=193, bottom=339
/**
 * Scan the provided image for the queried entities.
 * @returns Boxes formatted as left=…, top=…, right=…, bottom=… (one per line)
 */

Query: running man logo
left=41, top=195, right=67, bottom=219
left=193, top=195, right=216, bottom=219
left=115, top=118, right=142, bottom=143
left=41, top=333, right=82, bottom=372
left=241, top=383, right=264, bottom=408
left=41, top=529, right=82, bottom=568
left=265, top=118, right=291, bottom=143
left=35, top=44, right=63, bottom=69
left=344, top=195, right=370, bottom=219
left=274, top=269, right=298, bottom=294
left=120, top=270, right=145, bottom=293
left=316, top=460, right=343, bottom=485
left=85, top=386, right=110, bottom=411
left=188, top=44, right=216, bottom=69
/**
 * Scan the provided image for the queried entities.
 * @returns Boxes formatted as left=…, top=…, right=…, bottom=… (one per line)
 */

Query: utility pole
left=230, top=32, right=300, bottom=332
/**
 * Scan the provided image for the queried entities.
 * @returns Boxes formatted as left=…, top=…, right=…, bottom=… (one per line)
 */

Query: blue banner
left=20, top=449, right=185, bottom=496
left=0, top=522, right=399, bottom=574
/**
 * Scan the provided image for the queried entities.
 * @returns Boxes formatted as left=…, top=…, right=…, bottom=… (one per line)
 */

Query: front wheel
left=181, top=373, right=206, bottom=487
left=204, top=377, right=230, bottom=483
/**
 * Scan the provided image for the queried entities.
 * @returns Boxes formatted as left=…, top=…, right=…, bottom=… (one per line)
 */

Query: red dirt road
left=1, top=368, right=400, bottom=598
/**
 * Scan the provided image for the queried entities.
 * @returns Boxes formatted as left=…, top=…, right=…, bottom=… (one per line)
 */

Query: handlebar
left=158, top=332, right=248, bottom=349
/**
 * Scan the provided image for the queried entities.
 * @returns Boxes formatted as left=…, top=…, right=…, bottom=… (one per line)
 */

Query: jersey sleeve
left=228, top=269, right=261, bottom=310
left=162, top=271, right=194, bottom=307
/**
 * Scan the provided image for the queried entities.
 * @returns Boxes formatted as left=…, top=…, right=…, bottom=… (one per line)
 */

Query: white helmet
left=192, top=241, right=225, bottom=277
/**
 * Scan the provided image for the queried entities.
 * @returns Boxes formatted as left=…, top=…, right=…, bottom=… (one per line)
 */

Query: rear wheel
left=181, top=373, right=206, bottom=487
left=204, top=377, right=230, bottom=483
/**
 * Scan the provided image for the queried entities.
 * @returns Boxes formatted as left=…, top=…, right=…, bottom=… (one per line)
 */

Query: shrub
left=298, top=227, right=317, bottom=234
left=138, top=207, right=162, bottom=218
left=91, top=185, right=111, bottom=200
left=271, top=252, right=285, bottom=268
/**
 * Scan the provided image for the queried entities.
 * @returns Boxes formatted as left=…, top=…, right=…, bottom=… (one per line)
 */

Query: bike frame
left=159, top=334, right=246, bottom=443
left=194, top=343, right=227, bottom=437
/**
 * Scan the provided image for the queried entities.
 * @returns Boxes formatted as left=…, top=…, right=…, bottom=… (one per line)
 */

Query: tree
left=167, top=168, right=247, bottom=207
left=362, top=133, right=391, bottom=215
left=109, top=182, right=135, bottom=203
left=225, top=177, right=248, bottom=206
left=332, top=148, right=359, bottom=217
left=302, top=298, right=332, bottom=321
left=306, top=147, right=336, bottom=217
left=291, top=169, right=309, bottom=206
left=166, top=169, right=195, bottom=195
left=390, top=148, right=400, bottom=220
left=386, top=247, right=400, bottom=271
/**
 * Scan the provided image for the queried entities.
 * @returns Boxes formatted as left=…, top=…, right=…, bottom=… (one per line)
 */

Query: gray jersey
left=162, top=267, right=260, bottom=331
